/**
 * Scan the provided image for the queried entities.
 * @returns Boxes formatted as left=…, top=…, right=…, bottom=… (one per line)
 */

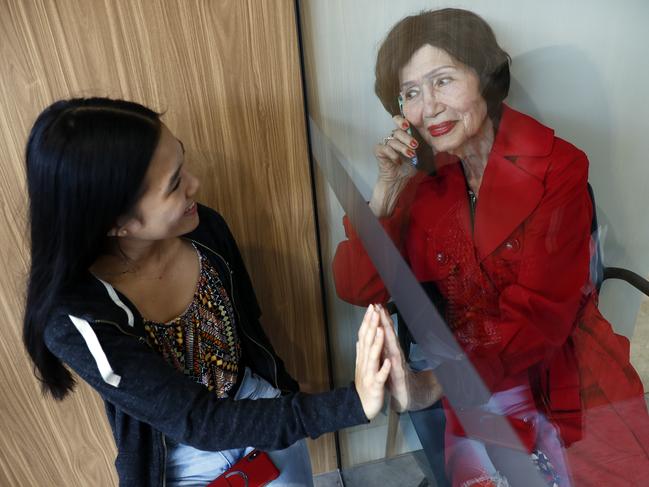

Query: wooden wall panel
left=0, top=0, right=336, bottom=484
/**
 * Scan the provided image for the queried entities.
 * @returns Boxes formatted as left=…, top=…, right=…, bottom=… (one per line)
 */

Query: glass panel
left=299, top=1, right=649, bottom=486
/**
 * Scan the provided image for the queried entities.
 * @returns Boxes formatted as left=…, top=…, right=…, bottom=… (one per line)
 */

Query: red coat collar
left=433, top=106, right=556, bottom=260
left=492, top=105, right=554, bottom=159
left=477, top=106, right=555, bottom=260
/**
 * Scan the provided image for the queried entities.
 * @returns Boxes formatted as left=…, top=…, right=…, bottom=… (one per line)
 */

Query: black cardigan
left=44, top=204, right=367, bottom=486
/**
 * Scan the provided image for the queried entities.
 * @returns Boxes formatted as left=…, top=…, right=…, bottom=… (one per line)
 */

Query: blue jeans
left=166, top=367, right=313, bottom=486
left=407, top=343, right=450, bottom=487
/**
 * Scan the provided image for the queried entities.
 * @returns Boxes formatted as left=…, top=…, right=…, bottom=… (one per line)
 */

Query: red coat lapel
left=473, top=106, right=555, bottom=260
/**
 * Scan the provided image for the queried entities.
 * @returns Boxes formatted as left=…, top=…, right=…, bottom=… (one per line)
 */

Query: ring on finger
left=382, top=135, right=395, bottom=145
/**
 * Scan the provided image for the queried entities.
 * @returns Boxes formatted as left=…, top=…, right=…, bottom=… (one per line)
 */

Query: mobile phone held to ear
left=207, top=449, right=280, bottom=487
left=398, top=95, right=418, bottom=166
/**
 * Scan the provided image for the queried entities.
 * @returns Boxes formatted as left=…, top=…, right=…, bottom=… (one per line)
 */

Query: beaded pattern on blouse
left=143, top=244, right=241, bottom=398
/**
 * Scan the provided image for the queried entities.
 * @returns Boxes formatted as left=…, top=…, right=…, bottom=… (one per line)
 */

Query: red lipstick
left=427, top=121, right=457, bottom=137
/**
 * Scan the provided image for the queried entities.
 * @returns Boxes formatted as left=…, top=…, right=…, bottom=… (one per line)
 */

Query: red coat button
left=504, top=238, right=520, bottom=251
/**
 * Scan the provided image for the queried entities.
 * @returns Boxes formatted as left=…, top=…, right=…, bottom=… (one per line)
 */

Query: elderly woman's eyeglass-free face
left=399, top=44, right=490, bottom=156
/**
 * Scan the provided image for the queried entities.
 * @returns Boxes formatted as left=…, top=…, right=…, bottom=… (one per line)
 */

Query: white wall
left=299, top=0, right=649, bottom=466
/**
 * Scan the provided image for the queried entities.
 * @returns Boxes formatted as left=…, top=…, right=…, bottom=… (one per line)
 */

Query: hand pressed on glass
left=354, top=304, right=392, bottom=420
left=377, top=305, right=442, bottom=412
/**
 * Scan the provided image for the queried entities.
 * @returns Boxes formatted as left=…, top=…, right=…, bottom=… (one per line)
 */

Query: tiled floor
left=313, top=450, right=434, bottom=487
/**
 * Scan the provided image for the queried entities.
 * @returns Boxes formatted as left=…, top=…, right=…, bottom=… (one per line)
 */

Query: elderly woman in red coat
left=332, top=8, right=649, bottom=487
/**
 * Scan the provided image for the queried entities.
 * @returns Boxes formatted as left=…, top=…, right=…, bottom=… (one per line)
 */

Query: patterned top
left=144, top=244, right=242, bottom=398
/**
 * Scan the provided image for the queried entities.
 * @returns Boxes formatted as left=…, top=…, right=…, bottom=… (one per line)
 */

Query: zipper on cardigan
left=189, top=239, right=280, bottom=391
left=227, top=267, right=280, bottom=391
left=161, top=433, right=167, bottom=487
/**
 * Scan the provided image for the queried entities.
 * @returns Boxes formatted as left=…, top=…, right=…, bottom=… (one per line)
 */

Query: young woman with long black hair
left=23, top=97, right=392, bottom=487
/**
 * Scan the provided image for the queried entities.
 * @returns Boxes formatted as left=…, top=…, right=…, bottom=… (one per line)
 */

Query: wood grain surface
left=0, top=0, right=336, bottom=484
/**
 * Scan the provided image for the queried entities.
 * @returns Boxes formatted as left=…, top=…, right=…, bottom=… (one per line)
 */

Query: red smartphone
left=207, top=449, right=280, bottom=487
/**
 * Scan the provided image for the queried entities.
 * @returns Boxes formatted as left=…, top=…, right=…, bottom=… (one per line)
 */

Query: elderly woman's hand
left=354, top=304, right=392, bottom=420
left=369, top=114, right=418, bottom=217
left=377, top=304, right=410, bottom=411
left=377, top=305, right=443, bottom=412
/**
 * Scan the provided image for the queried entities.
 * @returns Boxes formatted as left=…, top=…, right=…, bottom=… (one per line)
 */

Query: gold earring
left=119, top=229, right=127, bottom=236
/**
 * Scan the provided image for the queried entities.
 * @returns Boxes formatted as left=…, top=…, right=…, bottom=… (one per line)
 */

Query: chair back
left=587, top=183, right=605, bottom=293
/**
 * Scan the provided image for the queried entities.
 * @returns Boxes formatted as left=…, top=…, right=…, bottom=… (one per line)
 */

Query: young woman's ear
left=107, top=217, right=141, bottom=237
left=107, top=227, right=130, bottom=237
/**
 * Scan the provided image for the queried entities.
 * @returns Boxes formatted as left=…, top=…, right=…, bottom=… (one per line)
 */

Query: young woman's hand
left=370, top=115, right=418, bottom=217
left=355, top=304, right=391, bottom=420
left=377, top=305, right=443, bottom=412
